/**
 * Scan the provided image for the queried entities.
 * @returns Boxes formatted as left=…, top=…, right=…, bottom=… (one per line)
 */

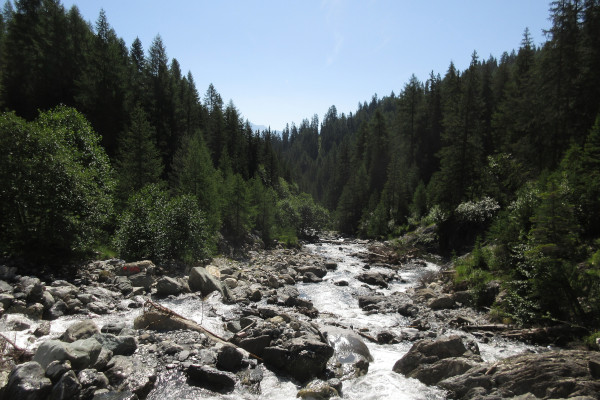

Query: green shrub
left=114, top=184, right=213, bottom=263
left=0, top=107, right=114, bottom=261
left=584, top=331, right=600, bottom=350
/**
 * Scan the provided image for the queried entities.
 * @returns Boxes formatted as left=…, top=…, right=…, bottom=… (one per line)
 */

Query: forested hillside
left=0, top=0, right=328, bottom=263
left=281, top=0, right=600, bottom=326
left=1, top=0, right=599, bottom=327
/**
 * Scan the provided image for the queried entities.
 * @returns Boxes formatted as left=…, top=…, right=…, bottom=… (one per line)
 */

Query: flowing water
left=1, top=239, right=538, bottom=399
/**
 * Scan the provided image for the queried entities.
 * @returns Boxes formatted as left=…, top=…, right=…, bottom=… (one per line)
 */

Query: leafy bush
left=0, top=107, right=114, bottom=260
left=114, top=184, right=213, bottom=263
left=455, top=197, right=500, bottom=223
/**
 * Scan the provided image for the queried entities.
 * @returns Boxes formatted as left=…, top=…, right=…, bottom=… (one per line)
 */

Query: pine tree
left=115, top=105, right=163, bottom=203
left=171, top=130, right=220, bottom=231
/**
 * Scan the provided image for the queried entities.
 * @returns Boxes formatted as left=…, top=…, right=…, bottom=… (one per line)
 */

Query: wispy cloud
left=322, top=0, right=344, bottom=67
left=327, top=31, right=344, bottom=66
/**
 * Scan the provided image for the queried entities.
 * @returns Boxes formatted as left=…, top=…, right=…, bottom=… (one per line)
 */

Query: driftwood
left=135, top=300, right=262, bottom=360
left=459, top=323, right=589, bottom=345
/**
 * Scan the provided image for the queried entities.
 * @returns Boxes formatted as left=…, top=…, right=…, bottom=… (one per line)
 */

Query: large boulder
left=51, top=370, right=81, bottom=400
left=322, top=326, right=373, bottom=364
left=393, top=335, right=481, bottom=385
left=185, top=364, right=236, bottom=392
left=4, top=361, right=52, bottom=400
left=439, top=350, right=600, bottom=399
left=93, top=333, right=137, bottom=356
left=103, top=355, right=156, bottom=398
left=356, top=271, right=392, bottom=288
left=263, top=336, right=334, bottom=382
left=33, top=338, right=102, bottom=370
left=188, top=267, right=229, bottom=299
left=61, top=320, right=100, bottom=343
left=155, top=276, right=187, bottom=296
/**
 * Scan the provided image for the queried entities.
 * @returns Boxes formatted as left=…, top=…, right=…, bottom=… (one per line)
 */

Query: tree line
left=280, top=0, right=600, bottom=326
left=0, top=0, right=328, bottom=264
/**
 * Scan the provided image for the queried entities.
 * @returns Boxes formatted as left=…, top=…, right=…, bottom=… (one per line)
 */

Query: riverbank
left=0, top=236, right=598, bottom=399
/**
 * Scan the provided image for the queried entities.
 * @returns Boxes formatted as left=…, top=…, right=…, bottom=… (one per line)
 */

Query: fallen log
left=134, top=300, right=262, bottom=360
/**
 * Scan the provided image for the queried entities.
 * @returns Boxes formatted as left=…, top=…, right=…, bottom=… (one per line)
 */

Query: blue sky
left=61, top=0, right=552, bottom=131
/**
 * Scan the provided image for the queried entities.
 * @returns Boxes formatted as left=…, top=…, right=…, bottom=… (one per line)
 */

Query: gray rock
left=101, top=322, right=126, bottom=335
left=322, top=326, right=373, bottom=364
left=393, top=335, right=480, bottom=385
left=238, top=335, right=272, bottom=357
left=440, top=350, right=600, bottom=399
left=216, top=344, right=244, bottom=372
left=159, top=340, right=183, bottom=355
left=34, top=320, right=51, bottom=337
left=93, top=333, right=137, bottom=356
left=78, top=369, right=109, bottom=389
left=92, top=390, right=138, bottom=399
left=155, top=276, right=185, bottom=296
left=46, top=300, right=68, bottom=320
left=302, top=272, right=322, bottom=283
left=0, top=280, right=12, bottom=293
left=91, top=347, right=113, bottom=371
left=33, top=338, right=102, bottom=370
left=61, top=320, right=100, bottom=343
left=26, top=282, right=45, bottom=304
left=45, top=360, right=72, bottom=382
left=128, top=272, right=153, bottom=291
left=18, top=276, right=41, bottom=297
left=51, top=370, right=81, bottom=400
left=46, top=285, right=78, bottom=301
left=297, top=380, right=339, bottom=399
left=186, top=364, right=236, bottom=392
left=188, top=267, right=229, bottom=299
left=87, top=301, right=110, bottom=314
left=104, top=355, right=156, bottom=398
left=357, top=271, right=391, bottom=288
left=5, top=361, right=52, bottom=400
left=296, top=265, right=328, bottom=278
left=114, top=276, right=133, bottom=295
left=41, top=290, right=55, bottom=309
left=263, top=336, right=334, bottom=382
left=0, top=292, right=14, bottom=309
left=428, top=295, right=456, bottom=310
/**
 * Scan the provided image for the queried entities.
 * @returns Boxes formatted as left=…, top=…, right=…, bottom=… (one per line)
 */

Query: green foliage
left=171, top=130, right=220, bottom=231
left=584, top=331, right=600, bottom=350
left=275, top=178, right=330, bottom=242
left=116, top=104, right=163, bottom=204
left=0, top=106, right=114, bottom=260
left=114, top=184, right=212, bottom=263
left=453, top=240, right=495, bottom=307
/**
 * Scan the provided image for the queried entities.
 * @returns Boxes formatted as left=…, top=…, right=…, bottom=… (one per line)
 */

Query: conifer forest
left=1, top=0, right=600, bottom=331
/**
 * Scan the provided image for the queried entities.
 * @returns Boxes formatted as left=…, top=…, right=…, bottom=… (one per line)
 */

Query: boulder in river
left=262, top=336, right=334, bottom=382
left=439, top=349, right=600, bottom=399
left=185, top=364, right=236, bottom=392
left=155, top=276, right=187, bottom=296
left=4, top=361, right=52, bottom=400
left=188, top=266, right=230, bottom=300
left=33, top=338, right=102, bottom=370
left=393, top=335, right=482, bottom=385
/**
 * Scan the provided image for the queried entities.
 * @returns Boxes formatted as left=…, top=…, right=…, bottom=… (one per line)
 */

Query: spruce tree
left=116, top=105, right=163, bottom=203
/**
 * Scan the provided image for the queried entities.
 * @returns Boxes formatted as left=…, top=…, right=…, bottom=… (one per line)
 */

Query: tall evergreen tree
left=115, top=105, right=163, bottom=203
left=171, top=130, right=220, bottom=231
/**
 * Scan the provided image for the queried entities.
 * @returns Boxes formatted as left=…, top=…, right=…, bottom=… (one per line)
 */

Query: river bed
left=0, top=238, right=539, bottom=399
